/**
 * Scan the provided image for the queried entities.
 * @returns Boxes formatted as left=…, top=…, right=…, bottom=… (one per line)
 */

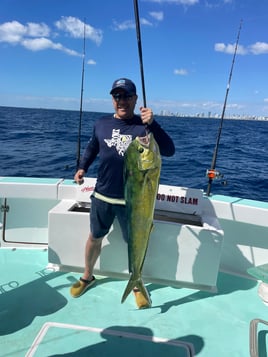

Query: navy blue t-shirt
left=79, top=114, right=175, bottom=199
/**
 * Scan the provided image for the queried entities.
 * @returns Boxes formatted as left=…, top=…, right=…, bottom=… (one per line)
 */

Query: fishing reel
left=206, top=169, right=227, bottom=186
left=206, top=169, right=223, bottom=180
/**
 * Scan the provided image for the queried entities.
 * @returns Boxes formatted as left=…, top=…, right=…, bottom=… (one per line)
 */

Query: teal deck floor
left=1, top=248, right=268, bottom=356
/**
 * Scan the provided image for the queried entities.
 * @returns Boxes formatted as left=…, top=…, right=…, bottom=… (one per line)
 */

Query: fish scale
left=121, top=133, right=161, bottom=307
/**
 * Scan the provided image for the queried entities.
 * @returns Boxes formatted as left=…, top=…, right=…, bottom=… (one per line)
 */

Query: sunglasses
left=112, top=93, right=134, bottom=102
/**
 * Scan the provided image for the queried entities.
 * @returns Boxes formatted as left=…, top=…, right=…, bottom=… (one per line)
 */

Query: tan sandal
left=70, top=276, right=96, bottom=298
left=133, top=287, right=151, bottom=309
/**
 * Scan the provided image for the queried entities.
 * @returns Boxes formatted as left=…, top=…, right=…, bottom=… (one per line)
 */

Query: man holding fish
left=70, top=78, right=175, bottom=308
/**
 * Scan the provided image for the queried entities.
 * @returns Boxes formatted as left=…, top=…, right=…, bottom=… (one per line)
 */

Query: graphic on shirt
left=104, top=129, right=132, bottom=156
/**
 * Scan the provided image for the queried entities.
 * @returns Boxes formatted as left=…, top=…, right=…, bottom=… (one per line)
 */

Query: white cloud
left=202, top=101, right=221, bottom=108
left=149, top=11, right=164, bottom=21
left=21, top=37, right=58, bottom=51
left=55, top=16, right=103, bottom=45
left=26, top=22, right=50, bottom=37
left=112, top=17, right=153, bottom=31
left=21, top=37, right=80, bottom=56
left=0, top=21, right=50, bottom=44
left=145, top=0, right=198, bottom=4
left=0, top=21, right=25, bottom=43
left=215, top=41, right=268, bottom=55
left=87, top=59, right=96, bottom=65
left=214, top=42, right=247, bottom=55
left=174, top=68, right=188, bottom=75
left=140, top=18, right=153, bottom=26
left=112, top=19, right=136, bottom=31
left=249, top=42, right=268, bottom=55
left=0, top=17, right=101, bottom=56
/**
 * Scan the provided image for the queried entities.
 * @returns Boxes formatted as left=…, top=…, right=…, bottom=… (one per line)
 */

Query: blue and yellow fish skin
left=121, top=133, right=161, bottom=307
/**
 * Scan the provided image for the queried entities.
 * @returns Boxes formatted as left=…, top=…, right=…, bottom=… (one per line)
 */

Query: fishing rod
left=133, top=0, right=147, bottom=108
left=206, top=19, right=243, bottom=196
left=76, top=20, right=86, bottom=172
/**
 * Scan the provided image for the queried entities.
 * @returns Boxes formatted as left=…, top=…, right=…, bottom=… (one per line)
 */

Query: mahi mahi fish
left=121, top=132, right=161, bottom=306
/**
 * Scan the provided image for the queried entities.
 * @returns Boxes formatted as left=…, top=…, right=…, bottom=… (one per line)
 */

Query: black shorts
left=90, top=194, right=128, bottom=242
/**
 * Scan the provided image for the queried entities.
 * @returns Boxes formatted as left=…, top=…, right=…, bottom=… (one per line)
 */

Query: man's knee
left=88, top=232, right=103, bottom=244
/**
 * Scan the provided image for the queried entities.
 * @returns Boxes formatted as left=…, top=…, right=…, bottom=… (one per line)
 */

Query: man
left=70, top=78, right=175, bottom=308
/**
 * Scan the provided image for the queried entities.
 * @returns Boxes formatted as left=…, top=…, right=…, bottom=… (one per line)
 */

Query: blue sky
left=0, top=0, right=267, bottom=117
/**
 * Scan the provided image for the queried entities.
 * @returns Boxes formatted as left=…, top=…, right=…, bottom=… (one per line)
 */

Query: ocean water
left=1, top=106, right=268, bottom=202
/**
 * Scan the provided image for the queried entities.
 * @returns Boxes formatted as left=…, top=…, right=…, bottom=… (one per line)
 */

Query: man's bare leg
left=70, top=232, right=103, bottom=297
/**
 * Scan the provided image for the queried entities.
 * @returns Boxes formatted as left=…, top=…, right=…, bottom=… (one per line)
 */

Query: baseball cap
left=110, top=78, right=136, bottom=95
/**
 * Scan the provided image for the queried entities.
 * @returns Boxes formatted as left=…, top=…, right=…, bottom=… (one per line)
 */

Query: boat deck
left=1, top=248, right=268, bottom=356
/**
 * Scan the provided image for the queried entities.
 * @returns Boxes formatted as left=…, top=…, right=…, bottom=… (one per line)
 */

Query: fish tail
left=121, top=274, right=137, bottom=303
left=121, top=275, right=151, bottom=308
left=134, top=280, right=152, bottom=309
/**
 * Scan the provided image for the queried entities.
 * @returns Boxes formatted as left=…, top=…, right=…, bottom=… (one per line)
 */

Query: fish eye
left=138, top=147, right=144, bottom=153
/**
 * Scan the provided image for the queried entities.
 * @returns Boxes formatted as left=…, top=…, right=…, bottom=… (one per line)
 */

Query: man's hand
left=140, top=107, right=154, bottom=125
left=74, top=169, right=85, bottom=185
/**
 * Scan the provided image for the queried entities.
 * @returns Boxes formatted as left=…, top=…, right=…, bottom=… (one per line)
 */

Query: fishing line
left=206, top=19, right=243, bottom=196
left=76, top=19, right=86, bottom=172
left=133, top=0, right=147, bottom=108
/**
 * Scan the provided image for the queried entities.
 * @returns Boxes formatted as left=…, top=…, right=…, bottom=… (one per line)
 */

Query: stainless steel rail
left=250, top=318, right=268, bottom=357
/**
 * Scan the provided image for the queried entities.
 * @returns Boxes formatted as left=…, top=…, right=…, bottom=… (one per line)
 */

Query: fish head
left=128, top=133, right=161, bottom=171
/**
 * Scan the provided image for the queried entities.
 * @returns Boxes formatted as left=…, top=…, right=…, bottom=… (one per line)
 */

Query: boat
left=1, top=2, right=267, bottom=356
left=1, top=175, right=268, bottom=356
